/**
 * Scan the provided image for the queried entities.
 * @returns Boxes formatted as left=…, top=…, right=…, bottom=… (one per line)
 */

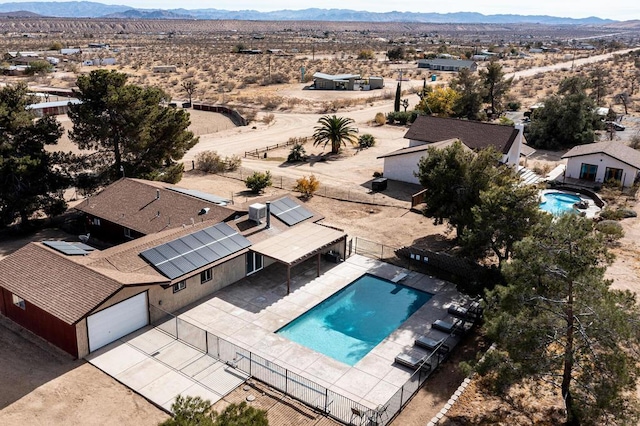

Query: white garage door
left=87, top=292, right=148, bottom=352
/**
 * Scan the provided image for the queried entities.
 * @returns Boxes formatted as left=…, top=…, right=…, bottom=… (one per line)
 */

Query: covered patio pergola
left=249, top=222, right=347, bottom=294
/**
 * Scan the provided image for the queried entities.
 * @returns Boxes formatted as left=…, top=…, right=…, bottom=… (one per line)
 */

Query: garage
left=87, top=292, right=149, bottom=352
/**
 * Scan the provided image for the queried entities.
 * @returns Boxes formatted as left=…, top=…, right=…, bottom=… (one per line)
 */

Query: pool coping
left=175, top=254, right=467, bottom=409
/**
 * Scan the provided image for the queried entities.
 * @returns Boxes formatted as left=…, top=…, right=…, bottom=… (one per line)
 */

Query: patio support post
left=316, top=252, right=320, bottom=277
left=343, top=237, right=347, bottom=260
left=287, top=266, right=291, bottom=294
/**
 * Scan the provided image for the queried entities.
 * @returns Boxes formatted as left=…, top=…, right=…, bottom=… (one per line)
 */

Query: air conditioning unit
left=248, top=203, right=267, bottom=224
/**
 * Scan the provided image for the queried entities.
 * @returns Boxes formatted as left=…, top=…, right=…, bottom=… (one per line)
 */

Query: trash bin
left=372, top=177, right=388, bottom=191
left=431, top=74, right=437, bottom=81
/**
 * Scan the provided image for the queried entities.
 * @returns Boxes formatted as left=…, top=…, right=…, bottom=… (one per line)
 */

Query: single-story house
left=10, top=56, right=45, bottom=66
left=312, top=72, right=361, bottom=90
left=417, top=59, right=477, bottom=72
left=75, top=178, right=238, bottom=244
left=60, top=48, right=81, bottom=55
left=377, top=116, right=523, bottom=185
left=0, top=194, right=347, bottom=358
left=152, top=65, right=177, bottom=73
left=562, top=141, right=640, bottom=187
left=27, top=99, right=82, bottom=118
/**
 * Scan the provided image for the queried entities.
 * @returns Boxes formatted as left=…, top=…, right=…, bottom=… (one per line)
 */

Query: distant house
left=152, top=65, right=177, bottom=73
left=92, top=57, right=116, bottom=66
left=27, top=99, right=82, bottom=118
left=417, top=59, right=477, bottom=72
left=0, top=191, right=345, bottom=358
left=75, top=178, right=238, bottom=244
left=60, top=48, right=81, bottom=55
left=562, top=141, right=640, bottom=187
left=88, top=43, right=109, bottom=49
left=10, top=56, right=44, bottom=66
left=377, top=116, right=523, bottom=184
left=312, top=72, right=361, bottom=90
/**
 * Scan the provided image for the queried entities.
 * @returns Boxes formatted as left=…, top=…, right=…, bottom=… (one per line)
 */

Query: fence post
left=205, top=331, right=208, bottom=354
left=249, top=352, right=252, bottom=376
left=285, top=369, right=288, bottom=394
left=381, top=244, right=384, bottom=260
left=176, top=317, right=179, bottom=340
left=400, top=386, right=404, bottom=407
left=324, top=389, right=329, bottom=414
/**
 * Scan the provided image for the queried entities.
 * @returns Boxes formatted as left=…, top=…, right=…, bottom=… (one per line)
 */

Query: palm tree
left=312, top=115, right=358, bottom=154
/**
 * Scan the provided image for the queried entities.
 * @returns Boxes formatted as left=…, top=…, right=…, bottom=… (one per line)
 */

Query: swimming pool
left=276, top=274, right=432, bottom=366
left=539, top=191, right=582, bottom=215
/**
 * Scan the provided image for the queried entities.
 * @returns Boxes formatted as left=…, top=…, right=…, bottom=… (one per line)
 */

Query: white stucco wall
left=382, top=151, right=426, bottom=184
left=564, top=153, right=639, bottom=187
left=504, top=124, right=523, bottom=166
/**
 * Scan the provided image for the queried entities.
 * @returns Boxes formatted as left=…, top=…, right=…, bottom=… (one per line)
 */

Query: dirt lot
left=0, top=315, right=168, bottom=426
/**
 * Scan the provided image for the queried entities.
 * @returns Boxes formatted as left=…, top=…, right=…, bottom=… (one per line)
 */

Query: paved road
left=506, top=48, right=637, bottom=80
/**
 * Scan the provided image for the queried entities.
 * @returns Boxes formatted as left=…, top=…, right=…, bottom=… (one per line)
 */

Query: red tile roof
left=404, top=116, right=519, bottom=154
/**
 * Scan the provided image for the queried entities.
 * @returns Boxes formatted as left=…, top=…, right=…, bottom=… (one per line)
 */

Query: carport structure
left=249, top=222, right=347, bottom=294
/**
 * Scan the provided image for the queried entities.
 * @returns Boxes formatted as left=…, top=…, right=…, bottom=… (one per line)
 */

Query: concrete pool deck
left=173, top=254, right=468, bottom=409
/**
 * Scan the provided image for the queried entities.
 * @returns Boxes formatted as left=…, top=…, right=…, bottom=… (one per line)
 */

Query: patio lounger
left=394, top=353, right=431, bottom=370
left=432, top=318, right=464, bottom=334
left=415, top=335, right=449, bottom=354
left=448, top=301, right=483, bottom=320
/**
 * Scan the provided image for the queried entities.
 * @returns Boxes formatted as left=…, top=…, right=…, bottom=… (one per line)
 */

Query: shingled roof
left=0, top=244, right=124, bottom=324
left=562, top=141, right=640, bottom=170
left=404, top=116, right=519, bottom=154
left=75, top=178, right=238, bottom=236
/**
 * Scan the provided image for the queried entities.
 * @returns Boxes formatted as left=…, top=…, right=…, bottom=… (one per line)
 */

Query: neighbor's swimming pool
left=276, top=274, right=432, bottom=366
left=539, top=191, right=582, bottom=216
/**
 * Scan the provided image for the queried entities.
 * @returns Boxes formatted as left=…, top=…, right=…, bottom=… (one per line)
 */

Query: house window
left=604, top=167, right=623, bottom=183
left=12, top=294, right=25, bottom=310
left=200, top=268, right=212, bottom=284
left=579, top=163, right=598, bottom=181
left=92, top=218, right=101, bottom=226
left=246, top=252, right=263, bottom=275
left=173, top=280, right=186, bottom=293
left=124, top=227, right=132, bottom=239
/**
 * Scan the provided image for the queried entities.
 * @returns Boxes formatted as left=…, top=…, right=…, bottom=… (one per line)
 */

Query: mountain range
left=0, top=1, right=617, bottom=24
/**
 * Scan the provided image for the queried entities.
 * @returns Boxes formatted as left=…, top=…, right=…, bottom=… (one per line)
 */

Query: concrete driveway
left=86, top=327, right=248, bottom=412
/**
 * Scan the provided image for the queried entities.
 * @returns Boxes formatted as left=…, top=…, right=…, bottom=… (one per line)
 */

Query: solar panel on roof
left=166, top=187, right=231, bottom=206
left=139, top=222, right=251, bottom=280
left=270, top=197, right=314, bottom=226
left=42, top=240, right=95, bottom=256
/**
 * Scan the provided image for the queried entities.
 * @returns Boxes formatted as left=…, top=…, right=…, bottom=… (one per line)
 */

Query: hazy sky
left=9, top=0, right=640, bottom=21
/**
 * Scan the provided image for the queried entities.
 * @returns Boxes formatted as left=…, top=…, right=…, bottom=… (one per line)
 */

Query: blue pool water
left=539, top=192, right=582, bottom=215
left=276, top=274, right=432, bottom=366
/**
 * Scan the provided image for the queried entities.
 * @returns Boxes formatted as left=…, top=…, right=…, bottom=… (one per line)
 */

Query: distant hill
left=104, top=9, right=192, bottom=19
left=0, top=10, right=41, bottom=17
left=0, top=2, right=618, bottom=24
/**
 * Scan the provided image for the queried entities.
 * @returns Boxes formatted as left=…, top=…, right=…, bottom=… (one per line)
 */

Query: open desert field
left=2, top=17, right=640, bottom=426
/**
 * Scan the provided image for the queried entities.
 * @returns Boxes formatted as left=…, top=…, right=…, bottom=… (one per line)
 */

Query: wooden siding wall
left=0, top=288, right=78, bottom=357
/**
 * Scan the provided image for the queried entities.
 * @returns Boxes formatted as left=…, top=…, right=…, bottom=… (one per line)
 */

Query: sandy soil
left=0, top=316, right=168, bottom=426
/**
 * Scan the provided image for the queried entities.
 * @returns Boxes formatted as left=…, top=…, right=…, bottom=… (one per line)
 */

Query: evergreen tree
left=0, top=83, right=67, bottom=226
left=527, top=76, right=600, bottom=149
left=450, top=68, right=485, bottom=120
left=479, top=60, right=513, bottom=115
left=68, top=70, right=198, bottom=183
left=394, top=82, right=401, bottom=112
left=477, top=215, right=640, bottom=426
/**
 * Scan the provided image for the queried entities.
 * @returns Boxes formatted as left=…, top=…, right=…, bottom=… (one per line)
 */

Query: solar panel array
left=167, top=187, right=231, bottom=206
left=270, top=197, right=314, bottom=226
left=43, top=241, right=96, bottom=256
left=140, top=222, right=251, bottom=279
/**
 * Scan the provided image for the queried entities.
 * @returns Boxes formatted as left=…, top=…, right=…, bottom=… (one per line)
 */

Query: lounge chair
left=391, top=272, right=408, bottom=283
left=432, top=318, right=464, bottom=334
left=448, top=301, right=483, bottom=320
left=415, top=335, right=449, bottom=354
left=394, top=352, right=431, bottom=370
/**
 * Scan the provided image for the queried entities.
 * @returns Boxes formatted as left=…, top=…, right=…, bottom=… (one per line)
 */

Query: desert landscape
left=1, top=13, right=640, bottom=426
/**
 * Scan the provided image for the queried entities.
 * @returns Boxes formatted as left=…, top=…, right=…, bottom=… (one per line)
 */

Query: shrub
left=245, top=171, right=272, bottom=193
left=294, top=175, right=320, bottom=199
left=374, top=112, right=386, bottom=125
left=25, top=60, right=53, bottom=75
left=358, top=133, right=376, bottom=148
left=596, top=220, right=624, bottom=241
left=373, top=171, right=384, bottom=178
left=506, top=101, right=521, bottom=111
left=287, top=143, right=306, bottom=162
left=261, top=113, right=275, bottom=124
left=357, top=50, right=375, bottom=60
left=195, top=151, right=240, bottom=173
